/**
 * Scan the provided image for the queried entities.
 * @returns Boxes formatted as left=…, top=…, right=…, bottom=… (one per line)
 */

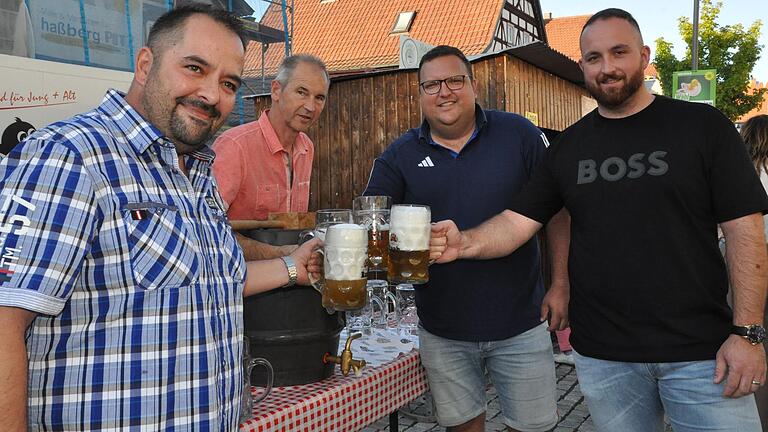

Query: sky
left=243, top=0, right=768, bottom=81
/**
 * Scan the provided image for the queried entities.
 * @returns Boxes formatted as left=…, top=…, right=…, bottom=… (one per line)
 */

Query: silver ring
left=752, top=380, right=762, bottom=386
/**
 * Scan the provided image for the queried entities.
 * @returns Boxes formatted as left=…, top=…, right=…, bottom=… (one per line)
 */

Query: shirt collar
left=259, top=109, right=310, bottom=155
left=190, top=146, right=216, bottom=162
left=418, top=103, right=488, bottom=148
left=98, top=89, right=216, bottom=163
left=97, top=89, right=166, bottom=155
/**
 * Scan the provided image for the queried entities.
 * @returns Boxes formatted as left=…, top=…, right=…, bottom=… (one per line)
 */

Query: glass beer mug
left=310, top=223, right=369, bottom=312
left=388, top=204, right=431, bottom=284
left=240, top=336, right=274, bottom=423
left=367, top=279, right=397, bottom=329
left=395, top=283, right=418, bottom=333
left=352, top=196, right=392, bottom=275
left=300, top=209, right=353, bottom=243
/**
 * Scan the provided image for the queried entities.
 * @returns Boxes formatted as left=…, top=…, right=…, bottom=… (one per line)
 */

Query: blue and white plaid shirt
left=0, top=90, right=247, bottom=431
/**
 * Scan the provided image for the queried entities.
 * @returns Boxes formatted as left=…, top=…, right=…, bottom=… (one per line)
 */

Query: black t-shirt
left=512, top=96, right=768, bottom=362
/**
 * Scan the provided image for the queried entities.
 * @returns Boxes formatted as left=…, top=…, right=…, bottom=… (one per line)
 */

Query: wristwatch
left=731, top=324, right=766, bottom=345
left=280, top=256, right=298, bottom=287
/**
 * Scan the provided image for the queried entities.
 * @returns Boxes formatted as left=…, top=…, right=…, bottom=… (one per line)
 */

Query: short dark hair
left=418, top=45, right=473, bottom=81
left=275, top=54, right=330, bottom=87
left=147, top=3, right=248, bottom=58
left=581, top=8, right=643, bottom=43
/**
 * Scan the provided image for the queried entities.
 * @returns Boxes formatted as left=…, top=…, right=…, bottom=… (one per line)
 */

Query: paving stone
left=365, top=363, right=606, bottom=431
left=401, top=422, right=440, bottom=432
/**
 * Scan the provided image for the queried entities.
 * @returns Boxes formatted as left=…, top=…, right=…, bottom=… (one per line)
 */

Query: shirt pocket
left=256, top=184, right=280, bottom=215
left=122, top=202, right=200, bottom=290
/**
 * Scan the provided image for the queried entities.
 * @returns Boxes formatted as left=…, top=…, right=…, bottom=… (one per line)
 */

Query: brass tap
left=324, top=332, right=367, bottom=376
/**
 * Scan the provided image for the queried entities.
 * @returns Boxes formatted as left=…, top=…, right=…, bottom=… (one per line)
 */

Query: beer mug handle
left=250, top=357, right=274, bottom=404
left=299, top=229, right=315, bottom=244
left=308, top=248, right=325, bottom=295
left=385, top=291, right=398, bottom=326
left=370, top=294, right=386, bottom=327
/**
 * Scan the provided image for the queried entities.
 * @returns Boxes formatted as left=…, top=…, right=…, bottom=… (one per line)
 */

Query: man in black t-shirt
left=430, top=9, right=767, bottom=432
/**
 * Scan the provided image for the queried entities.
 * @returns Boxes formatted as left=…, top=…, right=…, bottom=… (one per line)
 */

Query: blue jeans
left=573, top=351, right=761, bottom=431
left=419, top=323, right=558, bottom=431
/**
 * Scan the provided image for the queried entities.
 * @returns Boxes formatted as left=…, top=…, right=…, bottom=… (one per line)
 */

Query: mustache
left=176, top=97, right=220, bottom=119
left=597, top=72, right=626, bottom=83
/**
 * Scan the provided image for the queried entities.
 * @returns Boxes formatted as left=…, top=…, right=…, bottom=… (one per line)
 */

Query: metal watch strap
left=280, top=256, right=298, bottom=287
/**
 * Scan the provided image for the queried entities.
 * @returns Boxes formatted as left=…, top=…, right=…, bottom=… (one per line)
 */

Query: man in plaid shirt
left=0, top=4, right=318, bottom=430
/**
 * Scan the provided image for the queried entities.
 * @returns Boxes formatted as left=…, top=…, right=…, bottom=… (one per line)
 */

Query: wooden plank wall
left=251, top=52, right=590, bottom=211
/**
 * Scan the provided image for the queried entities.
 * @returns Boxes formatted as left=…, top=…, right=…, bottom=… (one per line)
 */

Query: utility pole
left=692, top=0, right=700, bottom=70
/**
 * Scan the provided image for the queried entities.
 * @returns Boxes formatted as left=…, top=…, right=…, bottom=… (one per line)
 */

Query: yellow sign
left=525, top=111, right=539, bottom=126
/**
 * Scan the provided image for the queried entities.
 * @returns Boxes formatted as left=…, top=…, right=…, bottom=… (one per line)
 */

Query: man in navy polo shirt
left=365, top=45, right=570, bottom=432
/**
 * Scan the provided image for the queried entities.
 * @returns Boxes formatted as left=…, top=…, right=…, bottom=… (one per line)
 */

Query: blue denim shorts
left=418, top=323, right=558, bottom=431
left=573, top=350, right=762, bottom=432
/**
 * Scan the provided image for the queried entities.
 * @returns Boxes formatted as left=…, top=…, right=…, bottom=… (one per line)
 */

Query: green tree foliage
left=653, top=0, right=765, bottom=120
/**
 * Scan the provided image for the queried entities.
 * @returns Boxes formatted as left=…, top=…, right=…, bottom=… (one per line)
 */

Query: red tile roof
left=544, top=15, right=590, bottom=62
left=739, top=79, right=768, bottom=122
left=544, top=14, right=658, bottom=78
left=644, top=63, right=658, bottom=78
left=244, top=0, right=507, bottom=77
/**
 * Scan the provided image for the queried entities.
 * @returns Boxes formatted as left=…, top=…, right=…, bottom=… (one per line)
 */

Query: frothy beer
left=388, top=205, right=430, bottom=284
left=321, top=224, right=368, bottom=310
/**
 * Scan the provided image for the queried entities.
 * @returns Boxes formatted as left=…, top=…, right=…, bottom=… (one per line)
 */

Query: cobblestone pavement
left=362, top=362, right=594, bottom=432
left=363, top=360, right=674, bottom=432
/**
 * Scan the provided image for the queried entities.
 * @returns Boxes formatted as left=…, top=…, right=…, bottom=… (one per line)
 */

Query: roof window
left=391, top=11, right=416, bottom=34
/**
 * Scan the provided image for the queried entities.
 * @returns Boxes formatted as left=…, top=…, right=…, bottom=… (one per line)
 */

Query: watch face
left=747, top=325, right=766, bottom=344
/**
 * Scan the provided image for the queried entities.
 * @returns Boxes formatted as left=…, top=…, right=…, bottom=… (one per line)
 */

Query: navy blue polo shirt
left=365, top=105, right=549, bottom=341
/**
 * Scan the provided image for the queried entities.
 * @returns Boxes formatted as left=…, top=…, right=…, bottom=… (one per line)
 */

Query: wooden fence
left=252, top=51, right=590, bottom=210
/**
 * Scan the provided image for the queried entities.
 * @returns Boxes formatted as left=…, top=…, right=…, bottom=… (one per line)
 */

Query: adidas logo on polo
left=417, top=156, right=435, bottom=167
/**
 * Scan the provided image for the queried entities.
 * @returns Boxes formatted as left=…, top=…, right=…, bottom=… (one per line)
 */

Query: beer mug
left=240, top=336, right=274, bottom=423
left=345, top=289, right=373, bottom=334
left=353, top=196, right=392, bottom=274
left=299, top=209, right=353, bottom=243
left=388, top=204, right=431, bottom=284
left=395, top=283, right=418, bottom=332
left=366, top=279, right=397, bottom=329
left=310, top=223, right=369, bottom=312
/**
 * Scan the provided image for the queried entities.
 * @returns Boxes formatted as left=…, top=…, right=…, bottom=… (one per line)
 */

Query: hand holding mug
left=430, top=220, right=461, bottom=264
left=288, top=237, right=321, bottom=286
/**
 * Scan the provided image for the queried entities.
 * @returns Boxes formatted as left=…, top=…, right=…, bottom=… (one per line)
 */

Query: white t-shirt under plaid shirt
left=0, top=90, right=247, bottom=430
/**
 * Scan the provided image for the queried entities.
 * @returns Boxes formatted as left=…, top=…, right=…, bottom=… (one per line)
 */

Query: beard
left=585, top=65, right=645, bottom=110
left=141, top=69, right=222, bottom=154
left=167, top=97, right=221, bottom=153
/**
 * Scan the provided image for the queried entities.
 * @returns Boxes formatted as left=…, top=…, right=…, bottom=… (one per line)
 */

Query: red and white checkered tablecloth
left=239, top=349, right=428, bottom=432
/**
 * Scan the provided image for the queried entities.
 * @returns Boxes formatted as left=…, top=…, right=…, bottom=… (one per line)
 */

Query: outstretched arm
left=430, top=210, right=543, bottom=263
left=243, top=238, right=321, bottom=296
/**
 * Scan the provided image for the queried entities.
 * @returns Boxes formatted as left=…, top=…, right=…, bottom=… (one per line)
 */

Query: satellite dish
left=398, top=36, right=433, bottom=69
left=400, top=38, right=418, bottom=68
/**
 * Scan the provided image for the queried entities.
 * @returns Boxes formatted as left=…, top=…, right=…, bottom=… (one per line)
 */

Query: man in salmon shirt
left=213, top=54, right=329, bottom=259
